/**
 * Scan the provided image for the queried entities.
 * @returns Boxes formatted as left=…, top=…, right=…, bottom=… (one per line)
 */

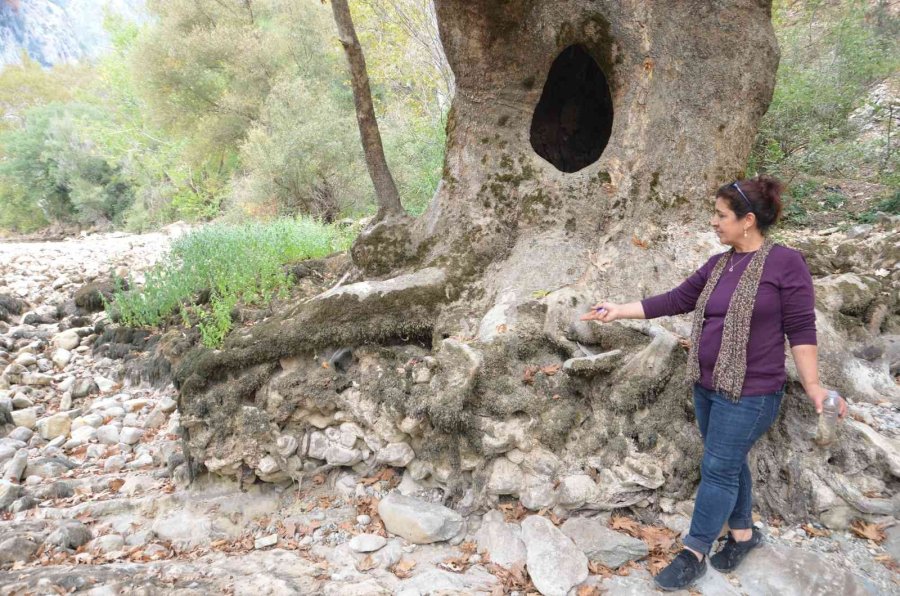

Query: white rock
left=94, top=376, right=116, bottom=393
left=104, top=456, right=126, bottom=472
left=51, top=349, right=72, bottom=369
left=158, top=397, right=177, bottom=413
left=376, top=442, right=415, bottom=467
left=254, top=534, right=278, bottom=549
left=474, top=510, right=527, bottom=569
left=557, top=474, right=600, bottom=509
left=21, top=372, right=53, bottom=386
left=53, top=330, right=81, bottom=351
left=120, top=427, right=143, bottom=445
left=37, top=413, right=71, bottom=440
left=11, top=407, right=37, bottom=430
left=257, top=455, right=280, bottom=476
left=276, top=434, right=299, bottom=458
left=378, top=492, right=464, bottom=544
left=520, top=515, right=588, bottom=596
left=348, top=533, right=387, bottom=553
left=96, top=425, right=120, bottom=445
left=90, top=534, right=125, bottom=554
left=70, top=426, right=97, bottom=443
left=487, top=456, right=523, bottom=496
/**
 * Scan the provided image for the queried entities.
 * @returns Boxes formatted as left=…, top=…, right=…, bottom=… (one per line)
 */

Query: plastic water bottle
left=815, top=390, right=841, bottom=446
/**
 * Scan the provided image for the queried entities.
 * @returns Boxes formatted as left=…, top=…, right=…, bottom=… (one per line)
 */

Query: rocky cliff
left=0, top=0, right=146, bottom=70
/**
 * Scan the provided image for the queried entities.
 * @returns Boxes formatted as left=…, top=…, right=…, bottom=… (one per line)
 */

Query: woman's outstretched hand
left=580, top=302, right=620, bottom=322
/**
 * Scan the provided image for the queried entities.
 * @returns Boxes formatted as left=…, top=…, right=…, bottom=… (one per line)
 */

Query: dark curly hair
left=716, top=175, right=784, bottom=234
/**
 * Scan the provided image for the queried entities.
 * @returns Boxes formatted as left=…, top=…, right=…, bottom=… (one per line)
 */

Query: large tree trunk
left=331, top=0, right=405, bottom=220
left=170, top=0, right=900, bottom=525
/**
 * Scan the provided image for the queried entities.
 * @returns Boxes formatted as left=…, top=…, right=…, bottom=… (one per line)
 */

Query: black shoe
left=710, top=527, right=763, bottom=572
left=653, top=549, right=707, bottom=591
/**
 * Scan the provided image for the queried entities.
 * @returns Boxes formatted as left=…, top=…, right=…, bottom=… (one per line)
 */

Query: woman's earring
left=744, top=229, right=748, bottom=238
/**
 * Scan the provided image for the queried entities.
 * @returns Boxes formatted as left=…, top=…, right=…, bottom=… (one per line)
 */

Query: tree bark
left=330, top=0, right=405, bottom=220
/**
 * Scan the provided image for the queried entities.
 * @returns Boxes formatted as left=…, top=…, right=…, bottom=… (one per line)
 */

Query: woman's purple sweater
left=641, top=244, right=817, bottom=396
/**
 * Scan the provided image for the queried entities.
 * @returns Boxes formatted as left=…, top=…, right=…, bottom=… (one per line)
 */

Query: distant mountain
left=0, top=0, right=147, bottom=70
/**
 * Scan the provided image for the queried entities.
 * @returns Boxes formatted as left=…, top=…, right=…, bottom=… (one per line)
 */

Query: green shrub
left=109, top=217, right=357, bottom=346
left=751, top=0, right=899, bottom=182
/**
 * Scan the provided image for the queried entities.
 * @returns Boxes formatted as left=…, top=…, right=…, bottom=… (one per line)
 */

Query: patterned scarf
left=687, top=237, right=776, bottom=402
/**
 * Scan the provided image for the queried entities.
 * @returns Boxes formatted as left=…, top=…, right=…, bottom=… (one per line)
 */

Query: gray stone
left=143, top=408, right=167, bottom=429
left=151, top=510, right=212, bottom=547
left=24, top=456, right=75, bottom=478
left=521, top=515, right=588, bottom=596
left=11, top=395, right=33, bottom=409
left=474, top=509, right=527, bottom=569
left=9, top=494, right=37, bottom=512
left=376, top=442, right=415, bottom=467
left=378, top=492, right=465, bottom=544
left=73, top=377, right=99, bottom=399
left=7, top=426, right=32, bottom=442
left=47, top=520, right=93, bottom=549
left=486, top=456, right=524, bottom=496
left=21, top=372, right=53, bottom=386
left=348, top=533, right=387, bottom=553
left=884, top=525, right=900, bottom=562
left=733, top=542, right=871, bottom=596
left=324, top=444, right=363, bottom=466
left=563, top=349, right=624, bottom=376
left=3, top=448, right=28, bottom=482
left=0, top=536, right=39, bottom=565
left=560, top=516, right=648, bottom=568
left=557, top=474, right=600, bottom=509
left=95, top=376, right=115, bottom=393
left=0, top=479, right=22, bottom=509
left=104, top=455, right=126, bottom=472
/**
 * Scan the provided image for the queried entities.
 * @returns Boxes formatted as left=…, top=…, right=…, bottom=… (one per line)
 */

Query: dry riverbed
left=0, top=229, right=897, bottom=595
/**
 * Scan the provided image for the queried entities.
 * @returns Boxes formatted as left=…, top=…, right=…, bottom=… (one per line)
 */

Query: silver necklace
left=728, top=251, right=752, bottom=272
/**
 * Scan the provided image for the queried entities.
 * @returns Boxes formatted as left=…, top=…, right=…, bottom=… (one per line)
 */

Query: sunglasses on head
left=732, top=182, right=753, bottom=212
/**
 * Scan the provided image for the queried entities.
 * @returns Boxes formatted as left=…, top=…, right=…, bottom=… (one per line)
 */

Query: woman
left=582, top=175, right=847, bottom=591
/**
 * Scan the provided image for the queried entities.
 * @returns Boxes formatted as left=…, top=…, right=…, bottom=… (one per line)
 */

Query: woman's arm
left=791, top=344, right=847, bottom=418
left=782, top=250, right=847, bottom=417
left=582, top=254, right=720, bottom=323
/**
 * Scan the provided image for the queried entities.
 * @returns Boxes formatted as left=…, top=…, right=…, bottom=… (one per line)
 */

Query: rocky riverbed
left=1, top=229, right=898, bottom=595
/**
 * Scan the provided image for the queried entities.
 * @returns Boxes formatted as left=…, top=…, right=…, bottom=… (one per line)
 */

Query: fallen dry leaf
left=438, top=555, right=471, bottom=573
left=875, top=554, right=899, bottom=572
left=609, top=516, right=641, bottom=537
left=576, top=585, right=604, bottom=596
left=640, top=526, right=677, bottom=554
left=459, top=541, right=477, bottom=555
left=390, top=558, right=416, bottom=578
left=631, top=235, right=649, bottom=249
left=522, top=365, right=539, bottom=385
left=850, top=519, right=886, bottom=543
left=647, top=554, right=671, bottom=575
left=540, top=363, right=561, bottom=376
left=801, top=524, right=831, bottom=538
left=356, top=554, right=377, bottom=571
left=588, top=561, right=613, bottom=578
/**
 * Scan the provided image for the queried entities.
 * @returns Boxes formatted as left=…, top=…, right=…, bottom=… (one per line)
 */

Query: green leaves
left=108, top=217, right=358, bottom=347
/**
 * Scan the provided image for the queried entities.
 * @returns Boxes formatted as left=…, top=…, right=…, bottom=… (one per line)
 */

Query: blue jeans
left=684, top=383, right=784, bottom=555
